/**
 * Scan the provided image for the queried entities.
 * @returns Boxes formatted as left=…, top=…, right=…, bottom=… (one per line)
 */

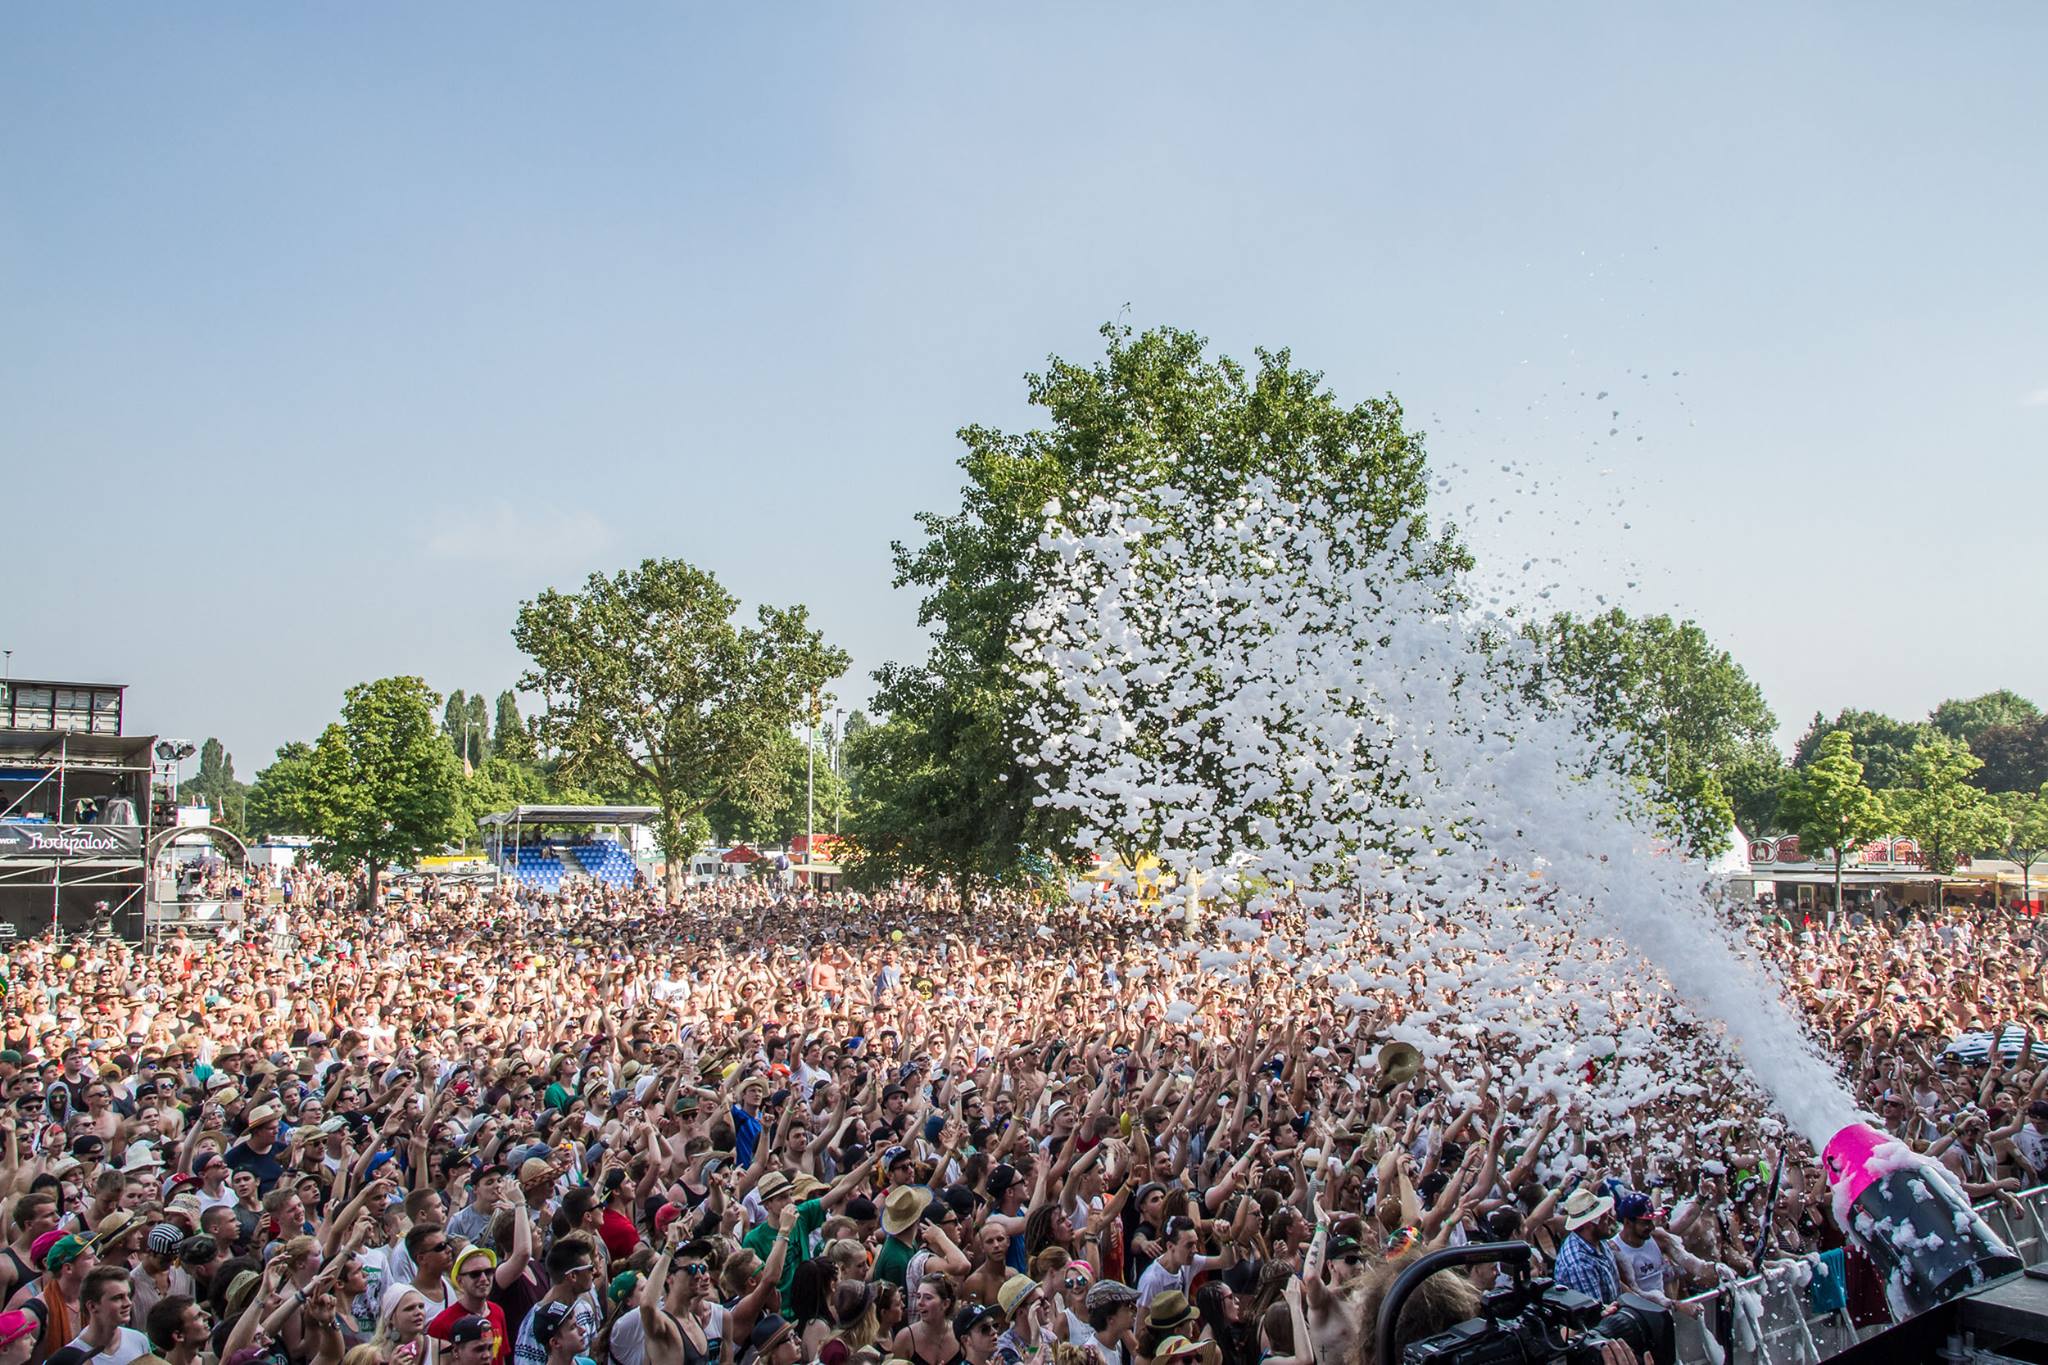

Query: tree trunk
left=1833, top=856, right=1844, bottom=929
left=366, top=859, right=382, bottom=912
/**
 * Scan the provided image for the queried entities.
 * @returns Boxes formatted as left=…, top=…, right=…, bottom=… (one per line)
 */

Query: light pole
left=804, top=691, right=817, bottom=888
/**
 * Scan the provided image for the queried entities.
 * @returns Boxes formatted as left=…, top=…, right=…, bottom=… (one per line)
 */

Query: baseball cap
left=531, top=1303, right=575, bottom=1348
left=146, top=1223, right=186, bottom=1257
left=444, top=1315, right=492, bottom=1347
left=1614, top=1191, right=1654, bottom=1222
left=952, top=1305, right=998, bottom=1339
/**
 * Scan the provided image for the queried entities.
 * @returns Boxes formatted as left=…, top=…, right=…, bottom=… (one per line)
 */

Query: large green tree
left=513, top=557, right=847, bottom=893
left=245, top=742, right=316, bottom=838
left=852, top=322, right=1460, bottom=889
left=1793, top=709, right=1933, bottom=793
left=1778, top=731, right=1889, bottom=918
left=1883, top=736, right=2004, bottom=907
left=302, top=677, right=466, bottom=907
left=1519, top=608, right=1778, bottom=857
left=1994, top=786, right=2048, bottom=911
left=1931, top=690, right=2040, bottom=746
left=1971, top=715, right=2048, bottom=793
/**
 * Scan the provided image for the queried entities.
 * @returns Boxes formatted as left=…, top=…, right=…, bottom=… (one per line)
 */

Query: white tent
left=1706, top=823, right=1751, bottom=878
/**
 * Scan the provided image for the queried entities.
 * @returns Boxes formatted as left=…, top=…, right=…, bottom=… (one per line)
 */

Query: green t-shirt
left=742, top=1197, right=826, bottom=1298
left=871, top=1230, right=913, bottom=1289
left=545, top=1081, right=572, bottom=1112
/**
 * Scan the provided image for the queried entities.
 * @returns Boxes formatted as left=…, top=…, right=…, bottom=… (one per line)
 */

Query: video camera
left=1382, top=1243, right=1673, bottom=1365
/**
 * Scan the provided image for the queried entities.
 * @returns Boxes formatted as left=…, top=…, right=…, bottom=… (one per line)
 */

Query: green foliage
left=188, top=737, right=248, bottom=832
left=440, top=689, right=492, bottom=768
left=1882, top=736, right=2005, bottom=884
left=245, top=742, right=316, bottom=838
left=1520, top=608, right=1777, bottom=857
left=1779, top=731, right=1888, bottom=908
left=466, top=693, right=490, bottom=765
left=1720, top=751, right=1787, bottom=836
left=1793, top=709, right=1932, bottom=792
left=493, top=691, right=535, bottom=763
left=837, top=710, right=873, bottom=804
left=512, top=557, right=848, bottom=887
left=1971, top=716, right=2048, bottom=793
left=1930, top=690, right=2040, bottom=746
left=302, top=677, right=466, bottom=904
left=855, top=323, right=1458, bottom=889
left=705, top=728, right=849, bottom=846
left=1994, top=786, right=2048, bottom=867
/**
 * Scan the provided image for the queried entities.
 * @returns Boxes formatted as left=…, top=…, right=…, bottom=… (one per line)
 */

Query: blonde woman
left=374, top=1284, right=431, bottom=1365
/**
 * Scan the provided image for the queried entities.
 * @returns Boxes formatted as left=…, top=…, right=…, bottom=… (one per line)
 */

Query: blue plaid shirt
left=1554, top=1230, right=1620, bottom=1305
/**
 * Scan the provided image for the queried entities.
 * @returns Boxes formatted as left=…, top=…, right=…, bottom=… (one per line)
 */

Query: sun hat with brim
left=996, top=1273, right=1039, bottom=1317
left=756, top=1172, right=793, bottom=1203
left=0, top=1312, right=37, bottom=1349
left=742, top=1315, right=794, bottom=1363
left=1153, top=1337, right=1209, bottom=1361
left=1146, top=1291, right=1198, bottom=1333
left=223, top=1270, right=264, bottom=1319
left=90, top=1210, right=143, bottom=1247
left=880, top=1185, right=932, bottom=1236
left=1562, top=1188, right=1616, bottom=1232
left=790, top=1174, right=826, bottom=1201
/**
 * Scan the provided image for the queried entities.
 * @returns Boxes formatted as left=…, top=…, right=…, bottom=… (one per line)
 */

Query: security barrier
left=1669, top=1184, right=2048, bottom=1364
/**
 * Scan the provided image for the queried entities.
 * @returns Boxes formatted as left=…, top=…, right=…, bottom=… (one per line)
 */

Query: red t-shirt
left=600, top=1208, right=641, bottom=1260
left=428, top=1300, right=509, bottom=1365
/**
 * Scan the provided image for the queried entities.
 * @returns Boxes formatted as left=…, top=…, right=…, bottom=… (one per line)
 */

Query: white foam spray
left=1017, top=478, right=1857, bottom=1143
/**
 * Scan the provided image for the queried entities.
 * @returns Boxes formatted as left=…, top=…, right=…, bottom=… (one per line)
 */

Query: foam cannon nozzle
left=1822, top=1122, right=2023, bottom=1317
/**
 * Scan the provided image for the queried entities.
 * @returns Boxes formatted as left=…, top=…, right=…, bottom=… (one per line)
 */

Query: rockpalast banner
left=0, top=824, right=143, bottom=859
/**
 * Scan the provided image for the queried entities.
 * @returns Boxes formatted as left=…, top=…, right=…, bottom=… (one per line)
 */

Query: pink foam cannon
left=1822, top=1122, right=2022, bottom=1317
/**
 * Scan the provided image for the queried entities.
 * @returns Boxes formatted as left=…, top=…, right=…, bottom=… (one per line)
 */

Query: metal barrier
left=1670, top=1184, right=2048, bottom=1365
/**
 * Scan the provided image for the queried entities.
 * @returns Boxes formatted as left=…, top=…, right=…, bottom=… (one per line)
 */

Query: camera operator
left=1360, top=1253, right=1660, bottom=1365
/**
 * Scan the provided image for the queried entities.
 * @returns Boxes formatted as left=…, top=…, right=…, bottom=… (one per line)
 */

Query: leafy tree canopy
left=513, top=557, right=847, bottom=890
left=852, top=322, right=1458, bottom=889
left=1793, top=708, right=1933, bottom=793
left=1930, top=689, right=2039, bottom=746
left=301, top=677, right=466, bottom=906
left=1882, top=736, right=2004, bottom=892
left=1520, top=608, right=1777, bottom=857
left=1971, top=715, right=2048, bottom=794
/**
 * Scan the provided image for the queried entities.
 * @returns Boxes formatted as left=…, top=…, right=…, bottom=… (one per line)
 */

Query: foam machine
left=1821, top=1122, right=2023, bottom=1317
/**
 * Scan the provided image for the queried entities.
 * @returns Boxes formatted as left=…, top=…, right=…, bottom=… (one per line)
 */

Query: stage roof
left=477, top=805, right=660, bottom=828
left=0, top=731, right=155, bottom=770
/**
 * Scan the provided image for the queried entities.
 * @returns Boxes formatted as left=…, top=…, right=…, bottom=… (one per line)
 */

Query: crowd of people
left=0, top=867, right=2041, bottom=1365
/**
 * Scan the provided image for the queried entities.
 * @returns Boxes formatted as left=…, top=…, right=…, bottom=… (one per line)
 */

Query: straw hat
left=1561, top=1187, right=1615, bottom=1232
left=880, top=1185, right=931, bottom=1236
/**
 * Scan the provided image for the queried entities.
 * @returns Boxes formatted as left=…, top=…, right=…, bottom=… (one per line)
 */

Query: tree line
left=188, top=323, right=2047, bottom=902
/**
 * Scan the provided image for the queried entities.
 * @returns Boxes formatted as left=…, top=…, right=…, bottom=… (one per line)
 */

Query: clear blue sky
left=5, top=6, right=2043, bottom=774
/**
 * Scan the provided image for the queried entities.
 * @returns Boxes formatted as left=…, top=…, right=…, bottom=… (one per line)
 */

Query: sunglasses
left=681, top=1263, right=710, bottom=1276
